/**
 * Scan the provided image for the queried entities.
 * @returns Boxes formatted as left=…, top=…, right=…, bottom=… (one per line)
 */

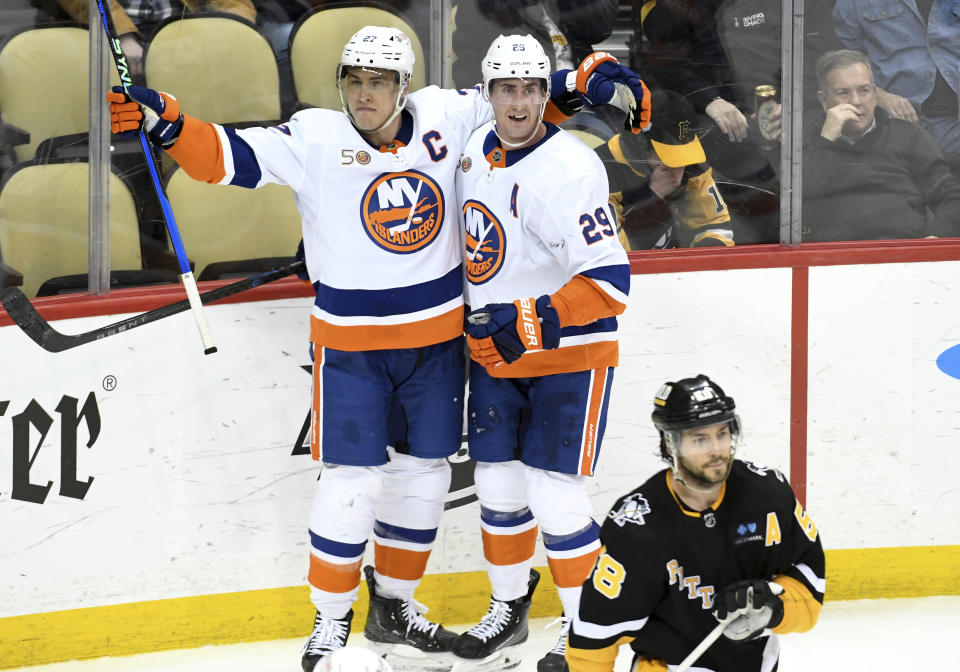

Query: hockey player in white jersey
left=107, top=24, right=647, bottom=672
left=452, top=35, right=633, bottom=672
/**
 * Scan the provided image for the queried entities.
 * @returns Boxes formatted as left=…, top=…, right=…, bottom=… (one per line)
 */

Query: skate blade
left=366, top=642, right=456, bottom=672
left=450, top=649, right=523, bottom=672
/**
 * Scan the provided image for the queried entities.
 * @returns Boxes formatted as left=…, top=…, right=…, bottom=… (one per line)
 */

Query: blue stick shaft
left=94, top=0, right=217, bottom=353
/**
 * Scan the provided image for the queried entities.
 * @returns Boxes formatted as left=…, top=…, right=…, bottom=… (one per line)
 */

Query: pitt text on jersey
left=463, top=199, right=506, bottom=284
left=360, top=170, right=444, bottom=254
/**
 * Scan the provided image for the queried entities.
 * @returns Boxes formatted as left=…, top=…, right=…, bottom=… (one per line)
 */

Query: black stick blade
left=0, top=287, right=77, bottom=353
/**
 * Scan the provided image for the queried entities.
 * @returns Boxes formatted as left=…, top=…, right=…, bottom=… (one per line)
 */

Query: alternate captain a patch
left=360, top=170, right=444, bottom=254
left=463, top=199, right=506, bottom=285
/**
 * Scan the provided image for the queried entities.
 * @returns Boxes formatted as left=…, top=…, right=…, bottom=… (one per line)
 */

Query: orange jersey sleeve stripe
left=308, top=555, right=362, bottom=594
left=543, top=100, right=573, bottom=125
left=165, top=114, right=228, bottom=185
left=486, top=341, right=618, bottom=378
left=310, top=348, right=324, bottom=460
left=579, top=369, right=609, bottom=475
left=772, top=574, right=823, bottom=634
left=309, top=306, right=464, bottom=351
left=551, top=275, right=627, bottom=328
left=547, top=548, right=601, bottom=588
left=481, top=526, right=539, bottom=566
left=373, top=543, right=431, bottom=582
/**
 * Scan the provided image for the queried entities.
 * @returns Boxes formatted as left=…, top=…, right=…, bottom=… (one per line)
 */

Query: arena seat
left=145, top=15, right=281, bottom=124
left=0, top=26, right=119, bottom=163
left=289, top=4, right=425, bottom=111
left=567, top=129, right=607, bottom=149
left=0, top=161, right=144, bottom=297
left=164, top=167, right=302, bottom=280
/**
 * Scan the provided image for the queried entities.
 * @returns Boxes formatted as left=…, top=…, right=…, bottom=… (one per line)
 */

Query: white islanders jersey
left=457, top=122, right=630, bottom=377
left=208, top=86, right=490, bottom=351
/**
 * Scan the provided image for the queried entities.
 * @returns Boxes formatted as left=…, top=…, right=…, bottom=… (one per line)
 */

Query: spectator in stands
left=451, top=0, right=618, bottom=88
left=596, top=89, right=735, bottom=249
left=803, top=50, right=960, bottom=241
left=629, top=0, right=840, bottom=243
left=832, top=0, right=960, bottom=162
left=55, top=0, right=257, bottom=82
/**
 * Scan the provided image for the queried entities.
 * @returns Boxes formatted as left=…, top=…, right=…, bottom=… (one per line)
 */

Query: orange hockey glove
left=107, top=85, right=183, bottom=147
left=465, top=296, right=561, bottom=368
left=576, top=51, right=652, bottom=133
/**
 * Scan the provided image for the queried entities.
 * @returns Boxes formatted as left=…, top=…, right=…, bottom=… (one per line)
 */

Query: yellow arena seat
left=145, top=16, right=281, bottom=124
left=165, top=167, right=302, bottom=280
left=0, top=161, right=142, bottom=297
left=290, top=5, right=425, bottom=111
left=567, top=129, right=607, bottom=150
left=0, top=26, right=119, bottom=163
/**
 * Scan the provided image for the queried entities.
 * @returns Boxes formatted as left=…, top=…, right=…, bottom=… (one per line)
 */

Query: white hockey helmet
left=315, top=646, right=393, bottom=672
left=337, top=25, right=415, bottom=132
left=481, top=34, right=551, bottom=102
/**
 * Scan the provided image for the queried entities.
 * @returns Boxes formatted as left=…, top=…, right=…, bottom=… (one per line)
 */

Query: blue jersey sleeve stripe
left=549, top=70, right=571, bottom=100
left=581, top=264, right=631, bottom=295
left=224, top=127, right=262, bottom=188
left=314, top=265, right=462, bottom=317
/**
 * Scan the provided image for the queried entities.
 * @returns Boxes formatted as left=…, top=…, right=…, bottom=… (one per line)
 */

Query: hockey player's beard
left=676, top=453, right=733, bottom=492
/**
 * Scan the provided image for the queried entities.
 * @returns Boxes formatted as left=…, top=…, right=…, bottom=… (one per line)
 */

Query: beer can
left=755, top=84, right=778, bottom=148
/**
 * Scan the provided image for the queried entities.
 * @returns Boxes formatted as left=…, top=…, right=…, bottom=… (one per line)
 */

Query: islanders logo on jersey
left=463, top=199, right=505, bottom=285
left=360, top=170, right=444, bottom=254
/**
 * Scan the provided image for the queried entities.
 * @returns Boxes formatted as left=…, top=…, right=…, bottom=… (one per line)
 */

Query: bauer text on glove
left=465, top=296, right=561, bottom=367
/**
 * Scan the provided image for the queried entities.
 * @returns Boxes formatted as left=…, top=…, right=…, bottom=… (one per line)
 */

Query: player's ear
left=816, top=89, right=827, bottom=110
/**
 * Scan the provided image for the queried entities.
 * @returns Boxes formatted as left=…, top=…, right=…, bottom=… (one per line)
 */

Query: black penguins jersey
left=568, top=460, right=825, bottom=672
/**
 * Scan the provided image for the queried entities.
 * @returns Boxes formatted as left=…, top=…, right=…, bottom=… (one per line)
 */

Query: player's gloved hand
left=712, top=580, right=784, bottom=642
left=107, top=85, right=183, bottom=147
left=575, top=52, right=652, bottom=133
left=465, top=296, right=561, bottom=367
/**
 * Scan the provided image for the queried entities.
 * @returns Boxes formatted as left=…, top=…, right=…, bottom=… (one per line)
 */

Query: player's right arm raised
left=108, top=85, right=306, bottom=189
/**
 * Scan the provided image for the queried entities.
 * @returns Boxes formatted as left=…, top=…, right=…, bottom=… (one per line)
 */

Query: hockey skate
left=450, top=568, right=541, bottom=671
left=363, top=565, right=458, bottom=672
left=536, top=616, right=570, bottom=672
left=301, top=608, right=353, bottom=672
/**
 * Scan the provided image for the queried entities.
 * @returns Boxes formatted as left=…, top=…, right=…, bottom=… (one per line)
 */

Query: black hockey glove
left=712, top=579, right=784, bottom=642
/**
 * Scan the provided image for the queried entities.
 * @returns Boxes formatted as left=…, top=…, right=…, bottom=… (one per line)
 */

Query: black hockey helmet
left=652, top=374, right=739, bottom=461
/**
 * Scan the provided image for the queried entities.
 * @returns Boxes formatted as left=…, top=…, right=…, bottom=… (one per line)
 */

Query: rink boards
left=2, top=259, right=959, bottom=667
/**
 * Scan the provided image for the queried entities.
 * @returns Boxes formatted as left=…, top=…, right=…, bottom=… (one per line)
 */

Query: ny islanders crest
left=361, top=170, right=444, bottom=254
left=463, top=199, right=505, bottom=285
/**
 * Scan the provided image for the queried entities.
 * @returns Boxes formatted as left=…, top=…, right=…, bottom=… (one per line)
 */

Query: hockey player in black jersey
left=566, top=374, right=825, bottom=672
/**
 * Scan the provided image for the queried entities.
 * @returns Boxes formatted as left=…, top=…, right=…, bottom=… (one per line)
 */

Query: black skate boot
left=536, top=616, right=570, bottom=672
left=363, top=565, right=457, bottom=671
left=300, top=608, right=353, bottom=672
left=451, top=568, right=541, bottom=670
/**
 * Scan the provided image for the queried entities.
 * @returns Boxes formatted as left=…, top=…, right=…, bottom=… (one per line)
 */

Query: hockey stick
left=675, top=622, right=726, bottom=672
left=0, top=260, right=305, bottom=353
left=94, top=0, right=217, bottom=355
